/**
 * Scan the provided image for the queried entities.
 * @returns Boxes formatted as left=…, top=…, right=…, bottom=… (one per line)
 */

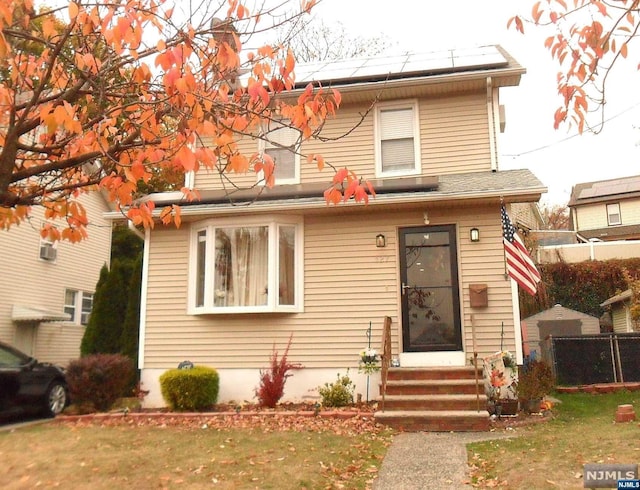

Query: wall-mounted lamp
left=470, top=228, right=480, bottom=242
left=376, top=234, right=386, bottom=248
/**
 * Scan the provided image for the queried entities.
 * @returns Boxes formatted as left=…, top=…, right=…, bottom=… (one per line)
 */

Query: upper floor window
left=607, top=203, right=621, bottom=226
left=375, top=100, right=421, bottom=177
left=190, top=216, right=303, bottom=314
left=64, top=289, right=94, bottom=325
left=261, top=120, right=301, bottom=185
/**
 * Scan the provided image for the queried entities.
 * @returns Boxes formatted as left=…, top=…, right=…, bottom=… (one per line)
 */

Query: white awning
left=11, top=305, right=71, bottom=323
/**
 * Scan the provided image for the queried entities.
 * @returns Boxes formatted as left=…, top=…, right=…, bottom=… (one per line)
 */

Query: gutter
left=279, top=66, right=525, bottom=100
left=104, top=185, right=546, bottom=220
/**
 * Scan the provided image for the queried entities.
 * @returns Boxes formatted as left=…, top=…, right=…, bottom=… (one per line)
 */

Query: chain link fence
left=540, top=333, right=640, bottom=386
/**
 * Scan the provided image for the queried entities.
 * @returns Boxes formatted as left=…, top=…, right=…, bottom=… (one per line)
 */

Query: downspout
left=486, top=77, right=498, bottom=172
left=128, top=220, right=145, bottom=240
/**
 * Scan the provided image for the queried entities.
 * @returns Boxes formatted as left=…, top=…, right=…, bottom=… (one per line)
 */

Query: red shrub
left=255, top=335, right=302, bottom=408
left=66, top=354, right=134, bottom=411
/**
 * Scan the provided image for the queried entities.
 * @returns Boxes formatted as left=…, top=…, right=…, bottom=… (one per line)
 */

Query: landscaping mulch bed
left=56, top=401, right=382, bottom=433
left=489, top=410, right=553, bottom=430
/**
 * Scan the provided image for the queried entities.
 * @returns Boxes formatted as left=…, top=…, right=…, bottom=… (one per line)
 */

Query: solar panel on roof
left=292, top=45, right=508, bottom=85
left=578, top=176, right=640, bottom=199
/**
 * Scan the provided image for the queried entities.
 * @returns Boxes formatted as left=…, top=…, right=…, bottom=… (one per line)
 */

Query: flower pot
left=523, top=398, right=542, bottom=414
left=499, top=399, right=519, bottom=416
left=361, top=355, right=377, bottom=364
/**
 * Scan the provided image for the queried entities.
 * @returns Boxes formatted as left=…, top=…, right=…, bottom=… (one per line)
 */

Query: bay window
left=191, top=217, right=302, bottom=313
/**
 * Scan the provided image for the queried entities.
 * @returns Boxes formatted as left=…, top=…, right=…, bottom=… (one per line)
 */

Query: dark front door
left=399, top=225, right=462, bottom=352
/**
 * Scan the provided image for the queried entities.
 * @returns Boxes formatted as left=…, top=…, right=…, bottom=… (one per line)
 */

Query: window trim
left=188, top=215, right=304, bottom=314
left=607, top=203, right=621, bottom=226
left=64, top=289, right=77, bottom=322
left=64, top=289, right=93, bottom=325
left=258, top=120, right=301, bottom=185
left=374, top=99, right=421, bottom=178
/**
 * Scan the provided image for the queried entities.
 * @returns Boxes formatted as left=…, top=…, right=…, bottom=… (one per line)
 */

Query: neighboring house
left=510, top=202, right=544, bottom=232
left=568, top=174, right=640, bottom=241
left=127, top=46, right=546, bottom=409
left=521, top=304, right=600, bottom=358
left=0, top=192, right=112, bottom=365
left=601, top=289, right=638, bottom=333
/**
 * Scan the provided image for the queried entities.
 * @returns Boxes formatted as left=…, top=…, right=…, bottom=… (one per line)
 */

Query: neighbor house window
left=190, top=216, right=303, bottom=313
left=64, top=290, right=77, bottom=321
left=64, top=289, right=94, bottom=325
left=375, top=100, right=421, bottom=177
left=81, top=292, right=93, bottom=325
left=261, top=120, right=301, bottom=185
left=607, top=203, right=621, bottom=226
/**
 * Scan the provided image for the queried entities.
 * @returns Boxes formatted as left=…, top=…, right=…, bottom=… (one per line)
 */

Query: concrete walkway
left=373, top=431, right=511, bottom=490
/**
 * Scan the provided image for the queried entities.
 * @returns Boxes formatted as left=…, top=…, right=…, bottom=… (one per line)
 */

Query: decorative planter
left=523, top=398, right=543, bottom=414
left=499, top=399, right=519, bottom=416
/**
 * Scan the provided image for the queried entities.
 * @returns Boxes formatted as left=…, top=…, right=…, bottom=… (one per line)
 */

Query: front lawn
left=468, top=390, right=640, bottom=488
left=0, top=414, right=393, bottom=489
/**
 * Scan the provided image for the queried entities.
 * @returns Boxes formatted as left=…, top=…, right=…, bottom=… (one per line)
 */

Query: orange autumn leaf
left=0, top=0, right=368, bottom=240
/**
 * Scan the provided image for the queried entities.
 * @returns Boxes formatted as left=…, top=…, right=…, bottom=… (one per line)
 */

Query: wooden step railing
left=379, top=316, right=392, bottom=411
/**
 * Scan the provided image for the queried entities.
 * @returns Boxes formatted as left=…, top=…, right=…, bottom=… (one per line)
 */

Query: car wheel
left=44, top=382, right=67, bottom=417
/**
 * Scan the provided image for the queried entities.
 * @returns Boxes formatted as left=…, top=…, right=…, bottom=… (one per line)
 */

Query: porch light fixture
left=376, top=234, right=386, bottom=248
left=470, top=228, right=480, bottom=242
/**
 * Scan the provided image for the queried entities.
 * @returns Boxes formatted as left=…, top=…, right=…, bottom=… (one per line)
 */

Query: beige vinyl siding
left=574, top=198, right=640, bottom=231
left=192, top=92, right=492, bottom=190
left=511, top=202, right=541, bottom=230
left=141, top=204, right=517, bottom=369
left=33, top=323, right=86, bottom=365
left=0, top=191, right=112, bottom=358
left=611, top=304, right=631, bottom=333
left=420, top=93, right=490, bottom=175
left=574, top=203, right=610, bottom=230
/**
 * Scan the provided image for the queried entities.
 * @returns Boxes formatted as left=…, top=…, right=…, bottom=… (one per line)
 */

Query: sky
left=308, top=0, right=640, bottom=206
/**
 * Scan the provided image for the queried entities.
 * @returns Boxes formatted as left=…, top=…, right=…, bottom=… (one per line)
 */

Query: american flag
left=501, top=205, right=541, bottom=296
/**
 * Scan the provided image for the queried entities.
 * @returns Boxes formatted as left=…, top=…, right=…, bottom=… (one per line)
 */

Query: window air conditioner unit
left=40, top=243, right=57, bottom=261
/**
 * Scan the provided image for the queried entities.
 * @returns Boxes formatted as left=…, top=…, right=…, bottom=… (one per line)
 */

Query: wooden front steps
left=374, top=367, right=490, bottom=432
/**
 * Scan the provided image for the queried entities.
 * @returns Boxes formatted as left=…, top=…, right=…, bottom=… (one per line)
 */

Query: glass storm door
left=399, top=225, right=462, bottom=352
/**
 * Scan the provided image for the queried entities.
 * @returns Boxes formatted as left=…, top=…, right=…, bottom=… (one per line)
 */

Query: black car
left=0, top=341, right=68, bottom=419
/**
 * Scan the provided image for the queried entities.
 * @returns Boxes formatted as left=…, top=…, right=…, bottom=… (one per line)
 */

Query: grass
left=467, top=390, right=640, bottom=489
left=0, top=414, right=393, bottom=489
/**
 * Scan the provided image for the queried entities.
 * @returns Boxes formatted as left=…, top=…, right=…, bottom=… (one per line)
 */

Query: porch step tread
left=374, top=410, right=489, bottom=418
left=389, top=367, right=479, bottom=371
left=382, top=394, right=487, bottom=400
left=386, top=379, right=479, bottom=385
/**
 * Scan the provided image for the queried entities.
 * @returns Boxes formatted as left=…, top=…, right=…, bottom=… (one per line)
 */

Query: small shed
left=521, top=304, right=600, bottom=357
left=600, top=289, right=637, bottom=333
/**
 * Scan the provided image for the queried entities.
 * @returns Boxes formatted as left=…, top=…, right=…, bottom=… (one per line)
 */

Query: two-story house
left=0, top=192, right=112, bottom=365
left=129, top=46, right=546, bottom=430
left=569, top=175, right=640, bottom=241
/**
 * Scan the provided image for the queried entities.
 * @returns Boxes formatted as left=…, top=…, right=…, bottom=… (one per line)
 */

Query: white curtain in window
left=215, top=227, right=268, bottom=307
left=278, top=226, right=295, bottom=305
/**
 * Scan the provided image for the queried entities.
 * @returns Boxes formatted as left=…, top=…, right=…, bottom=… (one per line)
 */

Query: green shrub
left=318, top=371, right=355, bottom=407
left=518, top=360, right=555, bottom=401
left=66, top=354, right=134, bottom=411
left=159, top=366, right=219, bottom=411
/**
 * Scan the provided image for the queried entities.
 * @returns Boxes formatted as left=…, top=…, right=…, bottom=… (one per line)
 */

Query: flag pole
left=501, top=201, right=509, bottom=278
